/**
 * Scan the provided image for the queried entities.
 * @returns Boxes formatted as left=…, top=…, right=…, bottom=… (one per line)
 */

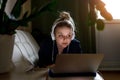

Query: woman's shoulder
left=69, top=38, right=82, bottom=53
left=71, top=39, right=80, bottom=44
left=40, top=36, right=53, bottom=46
left=43, top=36, right=52, bottom=42
left=70, top=39, right=81, bottom=47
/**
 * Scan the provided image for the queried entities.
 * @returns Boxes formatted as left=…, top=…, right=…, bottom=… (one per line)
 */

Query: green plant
left=0, top=0, right=56, bottom=35
left=88, top=0, right=113, bottom=31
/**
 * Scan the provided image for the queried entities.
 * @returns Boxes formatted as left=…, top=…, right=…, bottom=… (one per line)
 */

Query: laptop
left=49, top=53, right=104, bottom=77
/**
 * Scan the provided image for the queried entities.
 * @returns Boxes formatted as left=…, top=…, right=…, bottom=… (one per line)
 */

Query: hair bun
left=59, top=11, right=70, bottom=20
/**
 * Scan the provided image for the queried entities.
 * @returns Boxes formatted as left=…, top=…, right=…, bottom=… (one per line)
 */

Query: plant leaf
left=96, top=19, right=105, bottom=31
left=22, top=11, right=29, bottom=18
left=0, top=0, right=7, bottom=23
left=10, top=0, right=27, bottom=18
left=21, top=0, right=57, bottom=22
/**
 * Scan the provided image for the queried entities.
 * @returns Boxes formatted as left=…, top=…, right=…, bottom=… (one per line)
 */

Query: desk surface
left=0, top=68, right=104, bottom=80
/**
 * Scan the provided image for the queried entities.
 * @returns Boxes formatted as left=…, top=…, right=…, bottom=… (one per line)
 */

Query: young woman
left=38, top=11, right=82, bottom=68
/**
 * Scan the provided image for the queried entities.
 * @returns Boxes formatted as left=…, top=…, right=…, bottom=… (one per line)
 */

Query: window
left=98, top=0, right=120, bottom=19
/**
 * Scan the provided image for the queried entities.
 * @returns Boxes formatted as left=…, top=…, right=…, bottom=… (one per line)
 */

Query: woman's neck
left=57, top=45, right=64, bottom=54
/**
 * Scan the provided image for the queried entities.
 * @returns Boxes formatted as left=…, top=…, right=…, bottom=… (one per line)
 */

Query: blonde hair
left=51, top=11, right=75, bottom=40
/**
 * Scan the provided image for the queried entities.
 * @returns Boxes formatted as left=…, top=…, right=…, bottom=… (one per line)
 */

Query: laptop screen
left=52, top=54, right=104, bottom=73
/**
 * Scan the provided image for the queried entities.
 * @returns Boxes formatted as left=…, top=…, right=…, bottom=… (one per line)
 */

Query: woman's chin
left=61, top=45, right=68, bottom=48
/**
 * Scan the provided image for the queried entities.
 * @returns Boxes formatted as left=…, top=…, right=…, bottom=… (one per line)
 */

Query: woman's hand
left=47, top=64, right=55, bottom=68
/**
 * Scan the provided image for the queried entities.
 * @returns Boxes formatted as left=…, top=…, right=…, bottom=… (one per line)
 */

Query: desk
left=0, top=68, right=104, bottom=80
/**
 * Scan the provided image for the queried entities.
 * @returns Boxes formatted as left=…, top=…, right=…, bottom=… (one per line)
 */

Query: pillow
left=12, top=44, right=33, bottom=72
left=12, top=30, right=40, bottom=72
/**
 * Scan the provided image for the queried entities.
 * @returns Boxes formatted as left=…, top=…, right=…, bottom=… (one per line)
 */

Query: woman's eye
left=68, top=35, right=71, bottom=37
left=67, top=35, right=72, bottom=38
left=57, top=34, right=72, bottom=39
left=58, top=35, right=63, bottom=38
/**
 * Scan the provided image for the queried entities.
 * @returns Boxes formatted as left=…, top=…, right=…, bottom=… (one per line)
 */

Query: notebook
left=49, top=53, right=104, bottom=77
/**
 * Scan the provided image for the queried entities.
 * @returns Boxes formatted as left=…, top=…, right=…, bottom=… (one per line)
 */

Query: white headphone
left=51, top=20, right=75, bottom=40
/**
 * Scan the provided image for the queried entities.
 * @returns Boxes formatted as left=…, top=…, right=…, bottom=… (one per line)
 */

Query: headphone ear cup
left=51, top=32, right=55, bottom=40
left=72, top=31, right=75, bottom=40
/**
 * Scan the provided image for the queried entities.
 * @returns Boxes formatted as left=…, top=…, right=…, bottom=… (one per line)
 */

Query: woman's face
left=54, top=26, right=73, bottom=49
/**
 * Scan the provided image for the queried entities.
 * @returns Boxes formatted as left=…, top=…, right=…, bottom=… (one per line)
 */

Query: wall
left=96, top=20, right=120, bottom=70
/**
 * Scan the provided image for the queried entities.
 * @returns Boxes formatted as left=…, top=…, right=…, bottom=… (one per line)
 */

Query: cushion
left=12, top=30, right=40, bottom=72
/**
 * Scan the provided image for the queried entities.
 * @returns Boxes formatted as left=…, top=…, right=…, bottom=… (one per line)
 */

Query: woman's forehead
left=56, top=26, right=72, bottom=32
left=55, top=26, right=72, bottom=31
left=55, top=28, right=73, bottom=36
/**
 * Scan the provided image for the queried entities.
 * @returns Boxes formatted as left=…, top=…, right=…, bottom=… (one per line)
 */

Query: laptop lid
left=51, top=53, right=104, bottom=73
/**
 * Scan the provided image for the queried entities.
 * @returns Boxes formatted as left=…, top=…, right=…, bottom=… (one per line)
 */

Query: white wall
left=96, top=20, right=120, bottom=70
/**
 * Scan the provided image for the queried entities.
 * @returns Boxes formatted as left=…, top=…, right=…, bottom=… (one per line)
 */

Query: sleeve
left=38, top=38, right=53, bottom=68
left=38, top=41, right=47, bottom=67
